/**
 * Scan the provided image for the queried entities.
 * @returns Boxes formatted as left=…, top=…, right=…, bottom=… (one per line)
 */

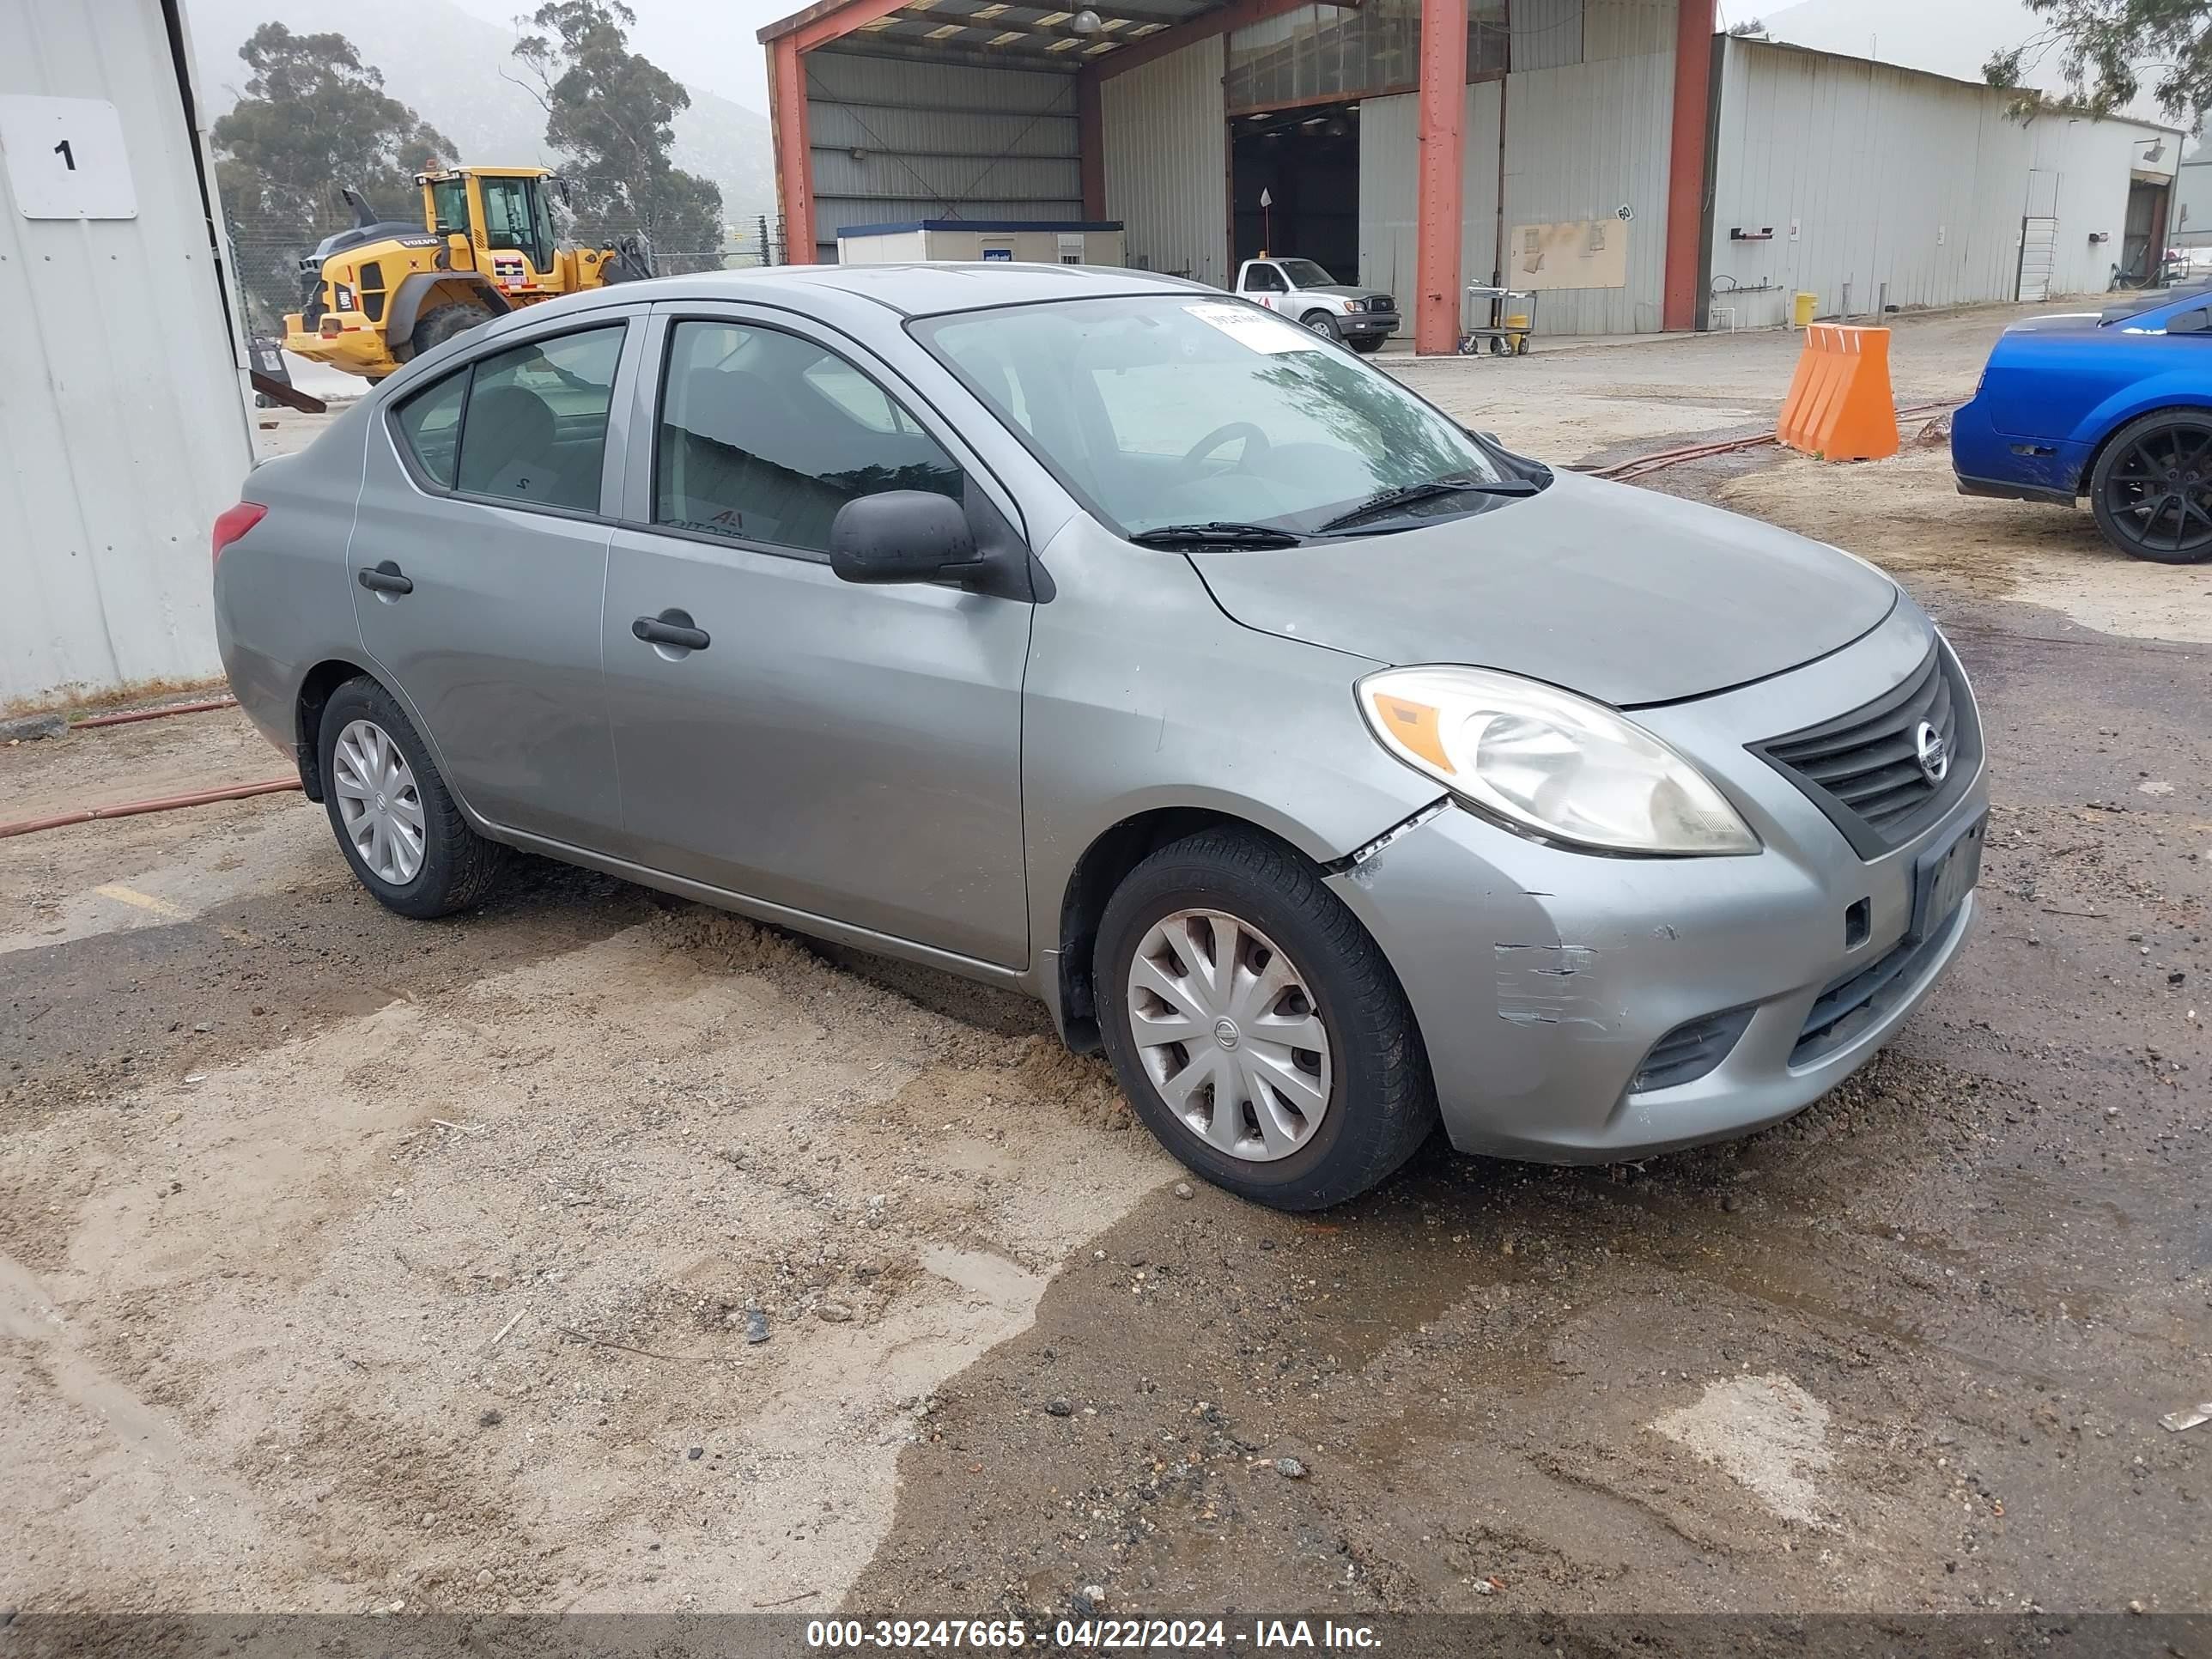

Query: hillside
left=183, top=0, right=775, bottom=225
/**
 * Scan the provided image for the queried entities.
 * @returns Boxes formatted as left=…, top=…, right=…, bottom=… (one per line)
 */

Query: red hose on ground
left=71, top=696, right=239, bottom=729
left=0, top=777, right=301, bottom=841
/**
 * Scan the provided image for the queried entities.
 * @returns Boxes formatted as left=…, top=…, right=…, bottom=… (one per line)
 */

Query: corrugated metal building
left=1, top=0, right=250, bottom=710
left=760, top=0, right=2178, bottom=350
left=1706, top=38, right=2184, bottom=328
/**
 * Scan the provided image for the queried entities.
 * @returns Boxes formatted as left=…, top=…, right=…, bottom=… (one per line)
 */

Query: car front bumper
left=1339, top=311, right=1401, bottom=337
left=1323, top=606, right=1985, bottom=1163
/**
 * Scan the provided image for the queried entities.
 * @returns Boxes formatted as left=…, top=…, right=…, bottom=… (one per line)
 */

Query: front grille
left=1752, top=641, right=1978, bottom=857
left=1632, top=1006, right=1755, bottom=1093
left=1368, top=295, right=1395, bottom=313
left=1792, top=911, right=1959, bottom=1066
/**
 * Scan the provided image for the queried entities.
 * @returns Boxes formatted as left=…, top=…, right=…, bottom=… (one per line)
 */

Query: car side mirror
left=2167, top=308, right=2209, bottom=334
left=830, top=490, right=977, bottom=585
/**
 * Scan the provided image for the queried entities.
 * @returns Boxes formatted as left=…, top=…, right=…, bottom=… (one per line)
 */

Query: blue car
left=1952, top=287, right=2212, bottom=563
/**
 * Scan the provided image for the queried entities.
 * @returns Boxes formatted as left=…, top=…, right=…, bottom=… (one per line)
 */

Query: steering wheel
left=1178, top=422, right=1271, bottom=479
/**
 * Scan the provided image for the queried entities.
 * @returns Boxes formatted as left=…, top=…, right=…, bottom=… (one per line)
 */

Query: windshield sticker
left=1184, top=302, right=1316, bottom=355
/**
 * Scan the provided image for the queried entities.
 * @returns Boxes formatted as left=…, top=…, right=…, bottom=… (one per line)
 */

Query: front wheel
left=1094, top=829, right=1437, bottom=1210
left=2088, top=410, right=2212, bottom=563
left=318, top=678, right=507, bottom=919
left=405, top=300, right=494, bottom=362
left=1300, top=309, right=1343, bottom=342
left=1350, top=335, right=1384, bottom=355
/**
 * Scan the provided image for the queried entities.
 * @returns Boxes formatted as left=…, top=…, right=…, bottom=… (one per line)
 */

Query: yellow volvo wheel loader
left=283, top=166, right=654, bottom=381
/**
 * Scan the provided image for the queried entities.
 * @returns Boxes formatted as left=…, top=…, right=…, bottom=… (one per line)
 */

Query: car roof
left=574, top=261, right=1208, bottom=320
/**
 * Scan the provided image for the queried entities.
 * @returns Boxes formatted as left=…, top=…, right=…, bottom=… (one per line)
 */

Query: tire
left=405, top=301, right=493, bottom=362
left=2087, top=409, right=2212, bottom=564
left=1300, top=309, right=1343, bottom=342
left=316, top=677, right=506, bottom=920
left=1350, top=335, right=1383, bottom=355
left=1094, top=828, right=1437, bottom=1210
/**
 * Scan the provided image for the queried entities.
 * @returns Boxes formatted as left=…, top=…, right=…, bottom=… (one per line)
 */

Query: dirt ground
left=3, top=304, right=2208, bottom=1624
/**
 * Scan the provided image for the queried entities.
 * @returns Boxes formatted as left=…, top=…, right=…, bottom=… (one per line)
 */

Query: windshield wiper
left=1317, top=475, right=1540, bottom=533
left=1127, top=521, right=1304, bottom=549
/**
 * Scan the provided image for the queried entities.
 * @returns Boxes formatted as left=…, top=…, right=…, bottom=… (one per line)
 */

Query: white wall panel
left=1707, top=38, right=2181, bottom=325
left=807, top=50, right=1082, bottom=263
left=1102, top=38, right=1228, bottom=286
left=1358, top=82, right=1502, bottom=307
left=1502, top=48, right=1675, bottom=334
left=0, top=0, right=250, bottom=708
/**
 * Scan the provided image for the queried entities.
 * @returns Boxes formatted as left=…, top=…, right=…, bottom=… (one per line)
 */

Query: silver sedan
left=212, top=264, right=1984, bottom=1209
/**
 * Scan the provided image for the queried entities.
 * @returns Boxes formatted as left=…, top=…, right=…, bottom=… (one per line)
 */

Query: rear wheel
left=1300, top=309, right=1343, bottom=342
left=2089, top=410, right=2212, bottom=563
left=317, top=678, right=506, bottom=919
left=1094, top=828, right=1437, bottom=1210
left=405, top=301, right=494, bottom=362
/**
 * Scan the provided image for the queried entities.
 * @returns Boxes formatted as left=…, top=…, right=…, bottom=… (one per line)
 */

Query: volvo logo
left=1914, top=720, right=1949, bottom=785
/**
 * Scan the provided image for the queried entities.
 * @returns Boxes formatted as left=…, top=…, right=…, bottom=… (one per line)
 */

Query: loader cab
left=417, top=167, right=566, bottom=294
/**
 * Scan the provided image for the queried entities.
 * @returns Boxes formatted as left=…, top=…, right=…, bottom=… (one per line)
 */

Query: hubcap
left=1125, top=910, right=1332, bottom=1164
left=2106, top=421, right=2212, bottom=556
left=331, top=719, right=426, bottom=885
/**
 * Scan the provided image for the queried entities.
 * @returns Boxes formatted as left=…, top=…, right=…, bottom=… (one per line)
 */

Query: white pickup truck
left=1232, top=258, right=1401, bottom=353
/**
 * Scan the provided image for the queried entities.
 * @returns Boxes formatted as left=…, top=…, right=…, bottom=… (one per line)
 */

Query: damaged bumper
left=1322, top=616, right=1986, bottom=1162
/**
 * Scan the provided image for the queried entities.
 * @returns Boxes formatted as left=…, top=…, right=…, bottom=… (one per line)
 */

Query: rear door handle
left=357, top=561, right=413, bottom=595
left=632, top=611, right=710, bottom=652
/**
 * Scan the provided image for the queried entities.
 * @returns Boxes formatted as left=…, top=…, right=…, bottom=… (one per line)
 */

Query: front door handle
left=357, top=560, right=413, bottom=595
left=632, top=611, right=710, bottom=652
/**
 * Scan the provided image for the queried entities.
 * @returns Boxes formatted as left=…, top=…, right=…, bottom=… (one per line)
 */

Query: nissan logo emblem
left=1915, top=720, right=1949, bottom=785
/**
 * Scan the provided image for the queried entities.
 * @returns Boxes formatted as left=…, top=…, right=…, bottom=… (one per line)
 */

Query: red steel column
left=1078, top=66, right=1107, bottom=220
left=1662, top=0, right=1715, bottom=330
left=771, top=36, right=817, bottom=264
left=1413, top=0, right=1468, bottom=355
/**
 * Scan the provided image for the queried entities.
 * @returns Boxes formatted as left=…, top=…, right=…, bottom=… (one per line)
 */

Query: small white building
left=1, top=0, right=252, bottom=709
left=838, top=217, right=1126, bottom=265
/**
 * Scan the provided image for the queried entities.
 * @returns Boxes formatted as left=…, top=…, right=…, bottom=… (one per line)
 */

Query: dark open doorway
left=1231, top=100, right=1360, bottom=280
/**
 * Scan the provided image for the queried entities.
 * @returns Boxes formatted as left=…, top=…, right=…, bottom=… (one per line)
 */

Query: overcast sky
left=439, top=0, right=2172, bottom=127
left=440, top=0, right=788, bottom=112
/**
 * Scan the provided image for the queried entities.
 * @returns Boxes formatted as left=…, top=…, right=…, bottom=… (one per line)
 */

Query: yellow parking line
left=93, top=884, right=187, bottom=919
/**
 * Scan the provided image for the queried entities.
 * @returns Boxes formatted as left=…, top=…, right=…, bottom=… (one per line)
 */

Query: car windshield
left=912, top=295, right=1522, bottom=540
left=1277, top=258, right=1337, bottom=287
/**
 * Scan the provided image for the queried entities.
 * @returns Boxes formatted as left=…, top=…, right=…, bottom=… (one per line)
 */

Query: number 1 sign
left=0, top=96, right=138, bottom=219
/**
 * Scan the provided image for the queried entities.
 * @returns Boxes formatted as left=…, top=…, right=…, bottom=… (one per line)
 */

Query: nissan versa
left=212, top=264, right=1985, bottom=1210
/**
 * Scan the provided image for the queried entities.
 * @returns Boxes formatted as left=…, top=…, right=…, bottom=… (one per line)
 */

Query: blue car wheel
left=2089, top=410, right=2212, bottom=564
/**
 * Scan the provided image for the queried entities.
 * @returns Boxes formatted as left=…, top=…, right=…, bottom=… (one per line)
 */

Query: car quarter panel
left=214, top=408, right=379, bottom=774
left=1324, top=601, right=1984, bottom=1160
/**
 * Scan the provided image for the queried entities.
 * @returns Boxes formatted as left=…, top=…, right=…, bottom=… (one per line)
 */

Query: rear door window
left=453, top=326, right=624, bottom=512
left=390, top=325, right=625, bottom=512
left=393, top=370, right=466, bottom=489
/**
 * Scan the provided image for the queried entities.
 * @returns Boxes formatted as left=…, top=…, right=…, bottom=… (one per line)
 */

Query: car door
left=1245, top=262, right=1287, bottom=311
left=350, top=313, right=641, bottom=848
left=599, top=306, right=1033, bottom=968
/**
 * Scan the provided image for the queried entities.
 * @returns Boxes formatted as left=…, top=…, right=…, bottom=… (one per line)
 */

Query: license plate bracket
left=1911, top=811, right=1985, bottom=943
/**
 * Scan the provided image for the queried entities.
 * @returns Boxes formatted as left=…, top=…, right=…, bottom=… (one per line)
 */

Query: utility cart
left=1458, top=284, right=1539, bottom=356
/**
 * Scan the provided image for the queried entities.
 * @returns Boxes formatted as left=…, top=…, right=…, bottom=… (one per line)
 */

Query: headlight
left=1358, top=666, right=1759, bottom=856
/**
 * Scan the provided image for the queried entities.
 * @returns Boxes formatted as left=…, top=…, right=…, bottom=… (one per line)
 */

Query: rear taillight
left=212, top=501, right=267, bottom=565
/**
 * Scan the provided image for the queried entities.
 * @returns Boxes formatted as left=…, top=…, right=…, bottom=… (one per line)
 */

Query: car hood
left=1187, top=470, right=1899, bottom=708
left=1302, top=284, right=1393, bottom=304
